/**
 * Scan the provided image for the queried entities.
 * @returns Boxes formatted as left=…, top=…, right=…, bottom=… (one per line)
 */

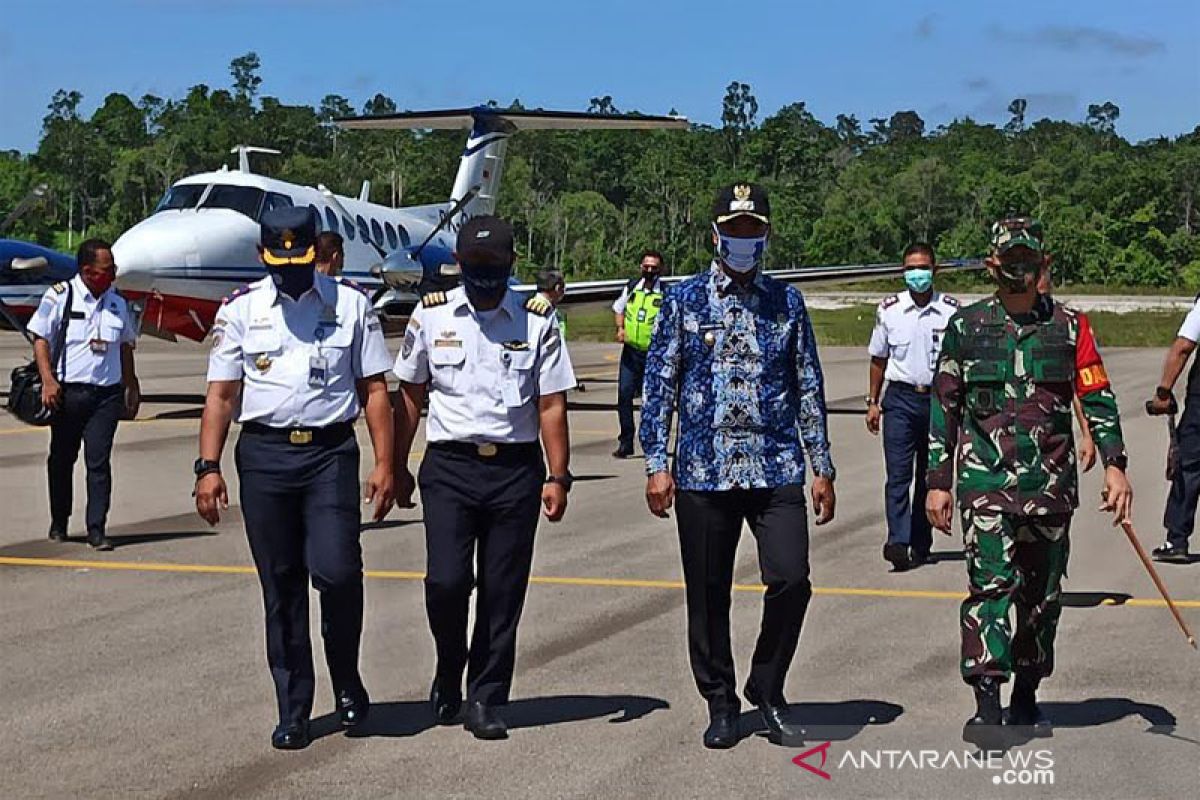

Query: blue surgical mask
left=714, top=224, right=768, bottom=273
left=904, top=268, right=933, bottom=294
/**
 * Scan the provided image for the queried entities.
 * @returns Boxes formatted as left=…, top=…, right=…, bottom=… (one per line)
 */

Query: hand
left=1100, top=465, right=1133, bottom=526
left=646, top=471, right=676, bottom=518
left=811, top=476, right=836, bottom=525
left=542, top=482, right=568, bottom=522
left=364, top=463, right=394, bottom=522
left=195, top=472, right=228, bottom=526
left=122, top=380, right=141, bottom=420
left=865, top=403, right=881, bottom=435
left=616, top=328, right=626, bottom=343
left=41, top=376, right=62, bottom=411
left=925, top=489, right=954, bottom=533
left=1146, top=395, right=1177, bottom=416
left=394, top=464, right=417, bottom=509
left=1078, top=433, right=1097, bottom=473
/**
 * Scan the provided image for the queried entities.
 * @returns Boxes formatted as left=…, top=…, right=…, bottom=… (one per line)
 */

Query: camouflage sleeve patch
left=928, top=315, right=965, bottom=492
left=1074, top=311, right=1127, bottom=468
left=525, top=295, right=553, bottom=317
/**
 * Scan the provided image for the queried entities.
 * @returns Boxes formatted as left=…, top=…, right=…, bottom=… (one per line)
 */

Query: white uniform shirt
left=393, top=288, right=576, bottom=444
left=206, top=273, right=393, bottom=427
left=867, top=290, right=959, bottom=387
left=27, top=275, right=137, bottom=387
left=1178, top=298, right=1200, bottom=342
left=611, top=276, right=663, bottom=315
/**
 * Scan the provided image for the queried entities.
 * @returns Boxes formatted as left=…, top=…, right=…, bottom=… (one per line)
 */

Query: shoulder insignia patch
left=52, top=282, right=67, bottom=295
left=942, top=294, right=959, bottom=307
left=881, top=294, right=900, bottom=309
left=338, top=277, right=371, bottom=297
left=525, top=295, right=552, bottom=317
left=221, top=283, right=254, bottom=306
left=421, top=291, right=447, bottom=308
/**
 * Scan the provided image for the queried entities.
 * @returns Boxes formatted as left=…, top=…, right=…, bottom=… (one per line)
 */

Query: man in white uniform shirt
left=393, top=215, right=575, bottom=741
left=865, top=242, right=958, bottom=571
left=27, top=238, right=140, bottom=551
left=194, top=207, right=394, bottom=750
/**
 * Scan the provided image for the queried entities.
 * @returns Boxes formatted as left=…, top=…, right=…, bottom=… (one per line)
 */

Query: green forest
left=2, top=52, right=1198, bottom=287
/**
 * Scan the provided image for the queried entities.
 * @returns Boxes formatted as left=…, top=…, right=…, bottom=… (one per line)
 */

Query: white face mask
left=713, top=224, right=768, bottom=273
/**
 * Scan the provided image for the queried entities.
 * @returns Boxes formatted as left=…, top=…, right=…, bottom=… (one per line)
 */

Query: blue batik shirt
left=640, top=262, right=835, bottom=491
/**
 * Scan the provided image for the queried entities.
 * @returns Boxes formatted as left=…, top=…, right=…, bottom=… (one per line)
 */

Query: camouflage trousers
left=960, top=509, right=1071, bottom=683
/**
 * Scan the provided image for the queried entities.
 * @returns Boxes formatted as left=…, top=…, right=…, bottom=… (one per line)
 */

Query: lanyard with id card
left=310, top=313, right=332, bottom=388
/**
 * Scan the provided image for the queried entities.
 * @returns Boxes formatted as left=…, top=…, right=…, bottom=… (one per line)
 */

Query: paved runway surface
left=0, top=332, right=1197, bottom=799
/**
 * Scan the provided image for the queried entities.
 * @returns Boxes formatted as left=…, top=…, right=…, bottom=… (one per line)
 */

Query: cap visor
left=262, top=245, right=316, bottom=266
left=714, top=212, right=770, bottom=224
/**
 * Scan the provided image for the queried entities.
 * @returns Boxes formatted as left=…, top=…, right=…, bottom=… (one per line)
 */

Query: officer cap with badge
left=712, top=182, right=771, bottom=225
left=261, top=206, right=319, bottom=265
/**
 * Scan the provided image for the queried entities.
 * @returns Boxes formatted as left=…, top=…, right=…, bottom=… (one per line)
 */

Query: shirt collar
left=263, top=270, right=334, bottom=307
left=452, top=287, right=516, bottom=318
left=710, top=261, right=767, bottom=296
left=902, top=290, right=944, bottom=314
left=70, top=274, right=102, bottom=305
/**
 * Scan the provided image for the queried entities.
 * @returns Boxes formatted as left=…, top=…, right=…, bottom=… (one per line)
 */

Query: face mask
left=460, top=262, right=512, bottom=305
left=995, top=261, right=1040, bottom=294
left=641, top=265, right=660, bottom=278
left=714, top=224, right=768, bottom=273
left=904, top=268, right=933, bottom=293
left=267, top=265, right=315, bottom=300
left=87, top=272, right=115, bottom=297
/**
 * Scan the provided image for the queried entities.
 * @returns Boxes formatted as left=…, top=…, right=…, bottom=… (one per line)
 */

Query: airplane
left=0, top=184, right=80, bottom=331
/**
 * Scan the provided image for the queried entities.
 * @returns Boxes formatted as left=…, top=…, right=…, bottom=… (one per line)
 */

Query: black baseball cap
left=260, top=206, right=317, bottom=265
left=712, top=183, right=770, bottom=224
left=456, top=215, right=515, bottom=266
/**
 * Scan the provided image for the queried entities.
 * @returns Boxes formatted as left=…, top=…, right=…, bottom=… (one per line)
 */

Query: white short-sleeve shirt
left=1178, top=298, right=1200, bottom=343
left=206, top=273, right=393, bottom=427
left=26, top=275, right=137, bottom=387
left=611, top=276, right=662, bottom=315
left=393, top=288, right=576, bottom=444
left=867, top=290, right=959, bottom=387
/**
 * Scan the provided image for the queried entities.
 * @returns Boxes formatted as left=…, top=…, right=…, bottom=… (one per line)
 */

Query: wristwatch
left=865, top=395, right=879, bottom=407
left=545, top=473, right=574, bottom=492
left=1156, top=386, right=1174, bottom=401
left=193, top=458, right=221, bottom=480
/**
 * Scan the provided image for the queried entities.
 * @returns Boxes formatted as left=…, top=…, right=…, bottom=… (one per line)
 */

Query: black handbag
left=5, top=283, right=71, bottom=426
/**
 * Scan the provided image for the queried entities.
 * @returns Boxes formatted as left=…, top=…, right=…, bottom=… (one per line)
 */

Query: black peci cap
left=261, top=206, right=318, bottom=265
left=456, top=215, right=515, bottom=266
left=712, top=182, right=770, bottom=225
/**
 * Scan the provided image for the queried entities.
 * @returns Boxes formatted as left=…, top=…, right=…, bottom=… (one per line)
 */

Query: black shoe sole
left=883, top=544, right=912, bottom=571
left=88, top=541, right=114, bottom=552
left=1152, top=554, right=1190, bottom=564
left=465, top=725, right=508, bottom=740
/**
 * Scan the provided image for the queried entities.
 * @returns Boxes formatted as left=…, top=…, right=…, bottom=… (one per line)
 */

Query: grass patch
left=562, top=305, right=1185, bottom=348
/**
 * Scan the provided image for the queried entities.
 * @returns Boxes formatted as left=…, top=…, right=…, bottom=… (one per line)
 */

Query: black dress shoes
left=430, top=679, right=463, bottom=725
left=702, top=710, right=739, bottom=749
left=48, top=524, right=67, bottom=542
left=87, top=532, right=114, bottom=551
left=1005, top=677, right=1051, bottom=735
left=1151, top=542, right=1190, bottom=563
left=337, top=686, right=370, bottom=729
left=744, top=681, right=801, bottom=744
left=464, top=701, right=508, bottom=740
left=271, top=722, right=311, bottom=750
left=883, top=542, right=912, bottom=571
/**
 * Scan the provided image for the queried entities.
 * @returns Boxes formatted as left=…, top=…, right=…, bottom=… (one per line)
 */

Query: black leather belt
left=891, top=381, right=931, bottom=394
left=429, top=441, right=540, bottom=459
left=242, top=420, right=354, bottom=446
left=62, top=382, right=123, bottom=395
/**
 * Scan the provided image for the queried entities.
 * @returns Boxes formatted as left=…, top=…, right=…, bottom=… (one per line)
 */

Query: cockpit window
left=200, top=185, right=265, bottom=219
left=262, top=192, right=294, bottom=216
left=154, top=184, right=206, bottom=213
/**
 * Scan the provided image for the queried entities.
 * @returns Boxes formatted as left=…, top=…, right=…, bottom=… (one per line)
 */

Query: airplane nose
left=111, top=234, right=157, bottom=293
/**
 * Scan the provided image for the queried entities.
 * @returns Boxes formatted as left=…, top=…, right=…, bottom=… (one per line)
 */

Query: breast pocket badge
left=254, top=353, right=273, bottom=373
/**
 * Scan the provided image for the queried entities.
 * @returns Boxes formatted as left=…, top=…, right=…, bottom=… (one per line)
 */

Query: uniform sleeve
left=867, top=303, right=889, bottom=358
left=392, top=308, right=430, bottom=384
left=1074, top=311, right=1127, bottom=468
left=927, top=315, right=964, bottom=490
left=611, top=282, right=632, bottom=314
left=639, top=287, right=682, bottom=475
left=206, top=301, right=245, bottom=382
left=793, top=294, right=835, bottom=478
left=121, top=301, right=138, bottom=346
left=354, top=302, right=393, bottom=379
left=26, top=288, right=63, bottom=342
left=1178, top=300, right=1200, bottom=343
left=535, top=313, right=576, bottom=395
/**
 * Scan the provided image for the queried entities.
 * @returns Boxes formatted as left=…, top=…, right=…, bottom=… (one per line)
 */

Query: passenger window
left=384, top=222, right=398, bottom=249
left=325, top=208, right=339, bottom=234
left=343, top=216, right=355, bottom=240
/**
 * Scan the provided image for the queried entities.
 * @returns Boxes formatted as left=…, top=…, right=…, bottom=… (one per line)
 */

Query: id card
left=501, top=378, right=522, bottom=407
left=308, top=355, right=328, bottom=387
left=89, top=340, right=108, bottom=354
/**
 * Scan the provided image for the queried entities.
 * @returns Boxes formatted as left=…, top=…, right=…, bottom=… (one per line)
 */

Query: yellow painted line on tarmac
left=1, top=555, right=1197, bottom=609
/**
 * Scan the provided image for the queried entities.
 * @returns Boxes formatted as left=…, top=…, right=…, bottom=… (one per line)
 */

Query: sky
left=0, top=0, right=1197, bottom=153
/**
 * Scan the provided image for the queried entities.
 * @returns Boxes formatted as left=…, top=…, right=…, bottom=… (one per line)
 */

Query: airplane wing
left=515, top=259, right=984, bottom=305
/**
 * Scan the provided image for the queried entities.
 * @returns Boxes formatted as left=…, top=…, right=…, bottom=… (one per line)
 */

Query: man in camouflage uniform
left=926, top=215, right=1133, bottom=736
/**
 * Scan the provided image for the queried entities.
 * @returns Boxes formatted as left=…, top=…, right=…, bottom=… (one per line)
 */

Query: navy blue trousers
left=235, top=425, right=364, bottom=727
left=1164, top=395, right=1200, bottom=548
left=48, top=383, right=123, bottom=536
left=882, top=383, right=932, bottom=557
left=418, top=443, right=544, bottom=705
left=617, top=345, right=647, bottom=451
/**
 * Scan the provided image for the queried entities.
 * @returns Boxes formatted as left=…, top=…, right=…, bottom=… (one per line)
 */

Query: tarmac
left=0, top=332, right=1197, bottom=800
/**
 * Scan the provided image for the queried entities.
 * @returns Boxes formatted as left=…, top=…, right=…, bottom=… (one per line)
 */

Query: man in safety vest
left=611, top=250, right=666, bottom=458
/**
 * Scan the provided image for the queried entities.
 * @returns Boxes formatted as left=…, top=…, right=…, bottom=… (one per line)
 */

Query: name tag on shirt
left=89, top=340, right=108, bottom=354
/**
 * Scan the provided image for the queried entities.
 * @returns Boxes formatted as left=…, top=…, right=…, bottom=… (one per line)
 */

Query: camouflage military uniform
left=929, top=293, right=1127, bottom=683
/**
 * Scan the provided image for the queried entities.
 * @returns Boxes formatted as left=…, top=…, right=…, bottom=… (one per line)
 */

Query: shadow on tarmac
left=964, top=697, right=1193, bottom=751
left=315, top=693, right=670, bottom=741
left=739, top=699, right=905, bottom=746
left=1061, top=591, right=1134, bottom=607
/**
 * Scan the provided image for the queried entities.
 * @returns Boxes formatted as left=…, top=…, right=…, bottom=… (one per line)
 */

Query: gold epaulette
left=525, top=295, right=552, bottom=317
left=52, top=282, right=67, bottom=294
left=421, top=291, right=448, bottom=308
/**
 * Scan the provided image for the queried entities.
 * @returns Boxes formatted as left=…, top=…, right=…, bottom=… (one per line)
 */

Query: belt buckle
left=915, top=385, right=930, bottom=394
left=289, top=429, right=313, bottom=445
left=476, top=443, right=498, bottom=457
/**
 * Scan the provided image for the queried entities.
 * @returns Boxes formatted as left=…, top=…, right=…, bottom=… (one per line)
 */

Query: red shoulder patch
left=220, top=284, right=253, bottom=306
left=338, top=277, right=371, bottom=297
left=1075, top=312, right=1110, bottom=395
left=881, top=294, right=900, bottom=309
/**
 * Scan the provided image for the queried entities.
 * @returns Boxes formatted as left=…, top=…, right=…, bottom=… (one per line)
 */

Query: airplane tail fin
left=336, top=107, right=687, bottom=230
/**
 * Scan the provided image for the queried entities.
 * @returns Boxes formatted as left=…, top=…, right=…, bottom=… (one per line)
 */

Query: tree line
left=2, top=52, right=1198, bottom=286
